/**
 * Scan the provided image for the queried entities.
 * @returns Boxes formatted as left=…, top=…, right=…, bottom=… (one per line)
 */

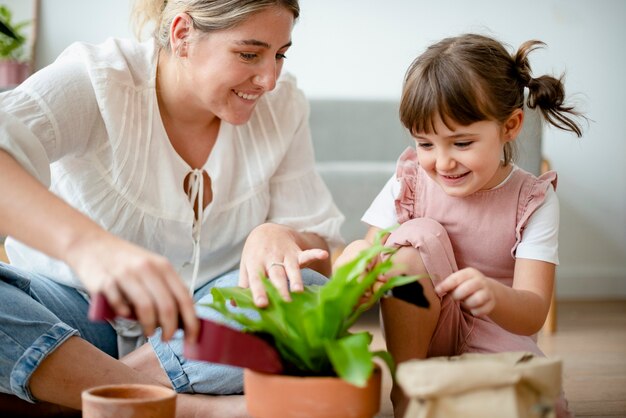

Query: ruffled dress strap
left=512, top=170, right=558, bottom=255
left=394, top=147, right=420, bottom=223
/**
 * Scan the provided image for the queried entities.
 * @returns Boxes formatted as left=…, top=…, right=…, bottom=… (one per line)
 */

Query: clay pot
left=244, top=367, right=382, bottom=418
left=81, top=383, right=176, bottom=418
left=0, top=60, right=30, bottom=88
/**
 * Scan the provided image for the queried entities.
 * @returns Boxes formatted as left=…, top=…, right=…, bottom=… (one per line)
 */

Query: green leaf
left=0, top=5, right=30, bottom=61
left=325, top=332, right=373, bottom=387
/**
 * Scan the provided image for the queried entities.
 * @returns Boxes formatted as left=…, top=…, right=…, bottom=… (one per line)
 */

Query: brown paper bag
left=397, top=352, right=562, bottom=418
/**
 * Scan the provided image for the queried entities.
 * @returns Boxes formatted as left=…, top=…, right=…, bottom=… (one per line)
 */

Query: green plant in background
left=0, top=5, right=29, bottom=61
left=205, top=230, right=426, bottom=387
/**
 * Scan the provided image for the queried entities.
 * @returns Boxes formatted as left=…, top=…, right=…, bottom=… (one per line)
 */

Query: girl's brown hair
left=399, top=33, right=583, bottom=165
left=132, top=0, right=299, bottom=50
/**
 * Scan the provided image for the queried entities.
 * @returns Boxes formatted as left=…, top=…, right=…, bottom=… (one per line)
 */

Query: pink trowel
left=88, top=293, right=283, bottom=374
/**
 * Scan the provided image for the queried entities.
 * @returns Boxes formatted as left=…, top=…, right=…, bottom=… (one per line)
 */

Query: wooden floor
left=353, top=300, right=626, bottom=418
left=538, top=300, right=626, bottom=417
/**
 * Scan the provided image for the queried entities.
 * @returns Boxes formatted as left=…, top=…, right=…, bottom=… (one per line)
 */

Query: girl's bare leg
left=380, top=245, right=441, bottom=418
left=28, top=336, right=249, bottom=418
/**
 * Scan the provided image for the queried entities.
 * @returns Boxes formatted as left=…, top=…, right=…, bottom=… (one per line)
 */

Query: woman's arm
left=237, top=78, right=344, bottom=306
left=0, top=150, right=98, bottom=266
left=0, top=150, right=199, bottom=342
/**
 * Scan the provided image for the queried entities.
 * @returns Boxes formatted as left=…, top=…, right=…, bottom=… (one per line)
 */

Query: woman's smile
left=233, top=89, right=260, bottom=101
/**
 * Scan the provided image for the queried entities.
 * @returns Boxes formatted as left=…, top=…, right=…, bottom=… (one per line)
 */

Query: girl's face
left=177, top=6, right=294, bottom=125
left=414, top=114, right=517, bottom=197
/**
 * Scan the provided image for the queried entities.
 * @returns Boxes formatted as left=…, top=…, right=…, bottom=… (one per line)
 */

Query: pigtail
left=515, top=41, right=583, bottom=137
left=515, top=40, right=544, bottom=88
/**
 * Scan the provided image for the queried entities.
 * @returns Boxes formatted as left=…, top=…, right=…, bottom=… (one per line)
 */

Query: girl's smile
left=414, top=115, right=516, bottom=197
left=438, top=171, right=471, bottom=186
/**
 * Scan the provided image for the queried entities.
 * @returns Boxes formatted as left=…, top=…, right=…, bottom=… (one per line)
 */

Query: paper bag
left=397, top=352, right=562, bottom=418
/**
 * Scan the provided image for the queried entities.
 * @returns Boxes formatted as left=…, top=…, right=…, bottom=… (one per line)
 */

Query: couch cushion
left=309, top=99, right=543, bottom=242
left=310, top=99, right=410, bottom=162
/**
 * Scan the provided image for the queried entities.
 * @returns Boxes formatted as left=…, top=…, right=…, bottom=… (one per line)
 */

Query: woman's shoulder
left=55, top=38, right=156, bottom=88
left=270, top=72, right=302, bottom=98
left=261, top=72, right=307, bottom=117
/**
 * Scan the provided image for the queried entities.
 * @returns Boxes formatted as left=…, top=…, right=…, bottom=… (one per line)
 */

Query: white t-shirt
left=362, top=166, right=559, bottom=264
left=0, top=38, right=344, bottom=291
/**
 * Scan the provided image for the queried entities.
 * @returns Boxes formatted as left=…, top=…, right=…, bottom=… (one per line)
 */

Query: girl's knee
left=389, top=245, right=428, bottom=276
left=386, top=218, right=451, bottom=249
left=386, top=218, right=458, bottom=283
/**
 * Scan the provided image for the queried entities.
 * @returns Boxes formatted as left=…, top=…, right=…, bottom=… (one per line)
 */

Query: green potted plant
left=0, top=5, right=30, bottom=88
left=205, top=231, right=427, bottom=418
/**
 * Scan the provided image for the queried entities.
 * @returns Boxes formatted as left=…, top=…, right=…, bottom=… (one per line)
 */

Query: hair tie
left=518, top=69, right=532, bottom=88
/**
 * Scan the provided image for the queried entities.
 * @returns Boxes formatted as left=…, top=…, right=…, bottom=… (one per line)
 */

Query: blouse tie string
left=185, top=168, right=205, bottom=295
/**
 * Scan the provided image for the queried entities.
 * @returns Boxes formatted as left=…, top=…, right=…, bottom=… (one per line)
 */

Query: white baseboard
left=556, top=264, right=626, bottom=299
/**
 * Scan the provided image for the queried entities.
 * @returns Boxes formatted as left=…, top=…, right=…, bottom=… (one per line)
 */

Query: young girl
left=335, top=33, right=583, bottom=417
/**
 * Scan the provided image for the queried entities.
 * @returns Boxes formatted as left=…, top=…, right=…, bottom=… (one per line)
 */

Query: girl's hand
left=239, top=223, right=329, bottom=307
left=67, top=233, right=199, bottom=344
left=435, top=267, right=496, bottom=316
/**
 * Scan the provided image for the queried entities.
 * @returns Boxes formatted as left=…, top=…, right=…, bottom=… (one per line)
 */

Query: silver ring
left=269, top=262, right=285, bottom=269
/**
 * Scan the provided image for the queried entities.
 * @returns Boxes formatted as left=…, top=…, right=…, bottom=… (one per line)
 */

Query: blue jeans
left=0, top=262, right=328, bottom=402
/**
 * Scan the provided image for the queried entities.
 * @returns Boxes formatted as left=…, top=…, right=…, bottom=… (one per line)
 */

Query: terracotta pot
left=81, top=383, right=176, bottom=418
left=0, top=60, right=30, bottom=88
left=244, top=367, right=382, bottom=418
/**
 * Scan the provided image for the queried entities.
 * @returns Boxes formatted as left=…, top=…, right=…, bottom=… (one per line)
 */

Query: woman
left=0, top=0, right=342, bottom=415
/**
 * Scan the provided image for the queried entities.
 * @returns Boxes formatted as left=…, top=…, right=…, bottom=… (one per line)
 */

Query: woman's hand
left=66, top=233, right=199, bottom=344
left=434, top=267, right=496, bottom=316
left=239, top=223, right=329, bottom=307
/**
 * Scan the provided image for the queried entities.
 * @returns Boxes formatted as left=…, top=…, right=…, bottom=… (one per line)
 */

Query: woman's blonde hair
left=133, top=0, right=299, bottom=50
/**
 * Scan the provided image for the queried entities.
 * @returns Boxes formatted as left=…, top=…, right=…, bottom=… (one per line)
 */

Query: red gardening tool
left=88, top=293, right=283, bottom=374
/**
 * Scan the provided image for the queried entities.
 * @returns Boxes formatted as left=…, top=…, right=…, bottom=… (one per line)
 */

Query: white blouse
left=0, top=38, right=344, bottom=291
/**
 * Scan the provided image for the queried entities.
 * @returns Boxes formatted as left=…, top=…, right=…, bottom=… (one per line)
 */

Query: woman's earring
left=176, top=42, right=187, bottom=58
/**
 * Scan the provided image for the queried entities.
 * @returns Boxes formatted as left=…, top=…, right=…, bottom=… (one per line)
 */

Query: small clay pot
left=82, top=383, right=176, bottom=418
left=244, top=367, right=382, bottom=418
left=0, top=60, right=30, bottom=88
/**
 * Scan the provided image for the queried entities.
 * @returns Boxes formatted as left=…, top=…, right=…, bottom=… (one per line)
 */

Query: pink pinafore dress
left=387, top=147, right=558, bottom=357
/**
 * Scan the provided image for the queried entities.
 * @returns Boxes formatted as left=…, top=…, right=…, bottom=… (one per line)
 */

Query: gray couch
left=309, top=99, right=543, bottom=244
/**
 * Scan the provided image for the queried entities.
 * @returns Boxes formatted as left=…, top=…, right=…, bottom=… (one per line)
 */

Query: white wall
left=17, top=0, right=626, bottom=298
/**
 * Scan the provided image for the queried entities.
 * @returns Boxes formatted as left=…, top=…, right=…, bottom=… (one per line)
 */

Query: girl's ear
left=169, top=13, right=193, bottom=57
left=503, top=108, right=524, bottom=142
